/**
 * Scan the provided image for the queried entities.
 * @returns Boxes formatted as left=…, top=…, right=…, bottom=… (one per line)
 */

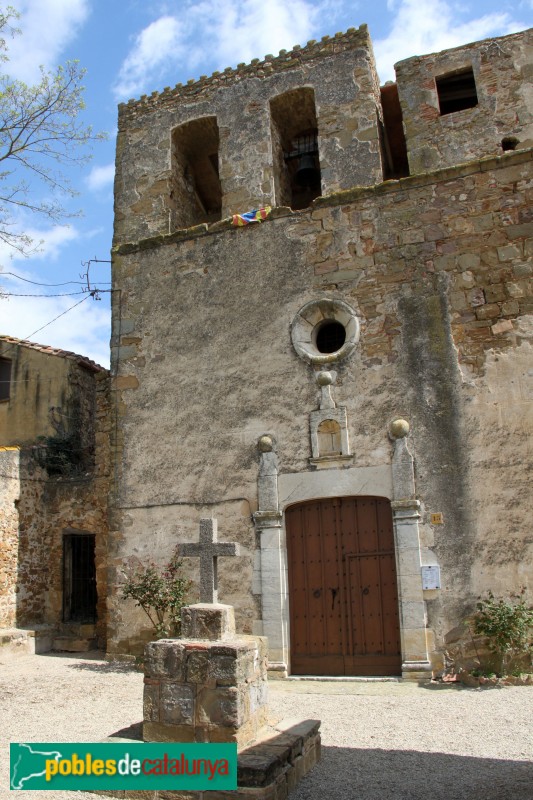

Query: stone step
left=52, top=636, right=98, bottom=652
left=98, top=717, right=321, bottom=799
left=0, top=627, right=54, bottom=656
left=58, top=622, right=96, bottom=637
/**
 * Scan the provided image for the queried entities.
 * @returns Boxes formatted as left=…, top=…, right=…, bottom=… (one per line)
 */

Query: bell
left=294, top=153, right=320, bottom=189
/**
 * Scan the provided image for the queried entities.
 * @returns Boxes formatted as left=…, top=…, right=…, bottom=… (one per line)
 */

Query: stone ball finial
left=258, top=435, right=274, bottom=452
left=316, top=371, right=333, bottom=386
left=389, top=418, right=410, bottom=439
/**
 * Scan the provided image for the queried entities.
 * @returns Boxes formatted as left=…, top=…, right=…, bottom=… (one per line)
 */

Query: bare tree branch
left=0, top=7, right=106, bottom=258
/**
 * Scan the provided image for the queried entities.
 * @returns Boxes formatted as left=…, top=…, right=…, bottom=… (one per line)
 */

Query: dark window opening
left=436, top=68, right=478, bottom=115
left=63, top=533, right=97, bottom=623
left=316, top=321, right=346, bottom=354
left=270, top=88, right=322, bottom=210
left=380, top=84, right=409, bottom=179
left=502, top=137, right=519, bottom=152
left=0, top=358, right=11, bottom=401
left=171, top=116, right=222, bottom=229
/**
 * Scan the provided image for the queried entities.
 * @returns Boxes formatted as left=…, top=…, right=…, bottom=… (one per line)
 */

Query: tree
left=0, top=6, right=105, bottom=257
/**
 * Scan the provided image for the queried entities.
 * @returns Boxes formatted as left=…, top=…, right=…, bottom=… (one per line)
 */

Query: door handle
left=330, top=587, right=338, bottom=609
left=362, top=586, right=370, bottom=596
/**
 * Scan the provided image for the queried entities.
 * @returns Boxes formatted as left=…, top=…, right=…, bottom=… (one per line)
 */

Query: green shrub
left=122, top=548, right=191, bottom=639
left=473, top=590, right=533, bottom=676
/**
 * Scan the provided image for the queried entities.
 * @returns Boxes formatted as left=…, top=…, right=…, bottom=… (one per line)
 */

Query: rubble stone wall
left=0, top=448, right=21, bottom=627
left=395, top=28, right=533, bottom=174
left=109, top=146, right=533, bottom=664
left=0, top=373, right=111, bottom=647
left=114, top=25, right=383, bottom=245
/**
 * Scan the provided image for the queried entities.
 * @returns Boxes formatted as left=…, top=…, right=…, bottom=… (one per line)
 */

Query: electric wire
left=0, top=271, right=86, bottom=286
left=24, top=295, right=91, bottom=341
left=0, top=264, right=112, bottom=485
left=2, top=291, right=86, bottom=297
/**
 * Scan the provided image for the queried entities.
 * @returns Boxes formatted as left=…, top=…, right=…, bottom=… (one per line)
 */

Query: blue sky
left=0, top=0, right=531, bottom=368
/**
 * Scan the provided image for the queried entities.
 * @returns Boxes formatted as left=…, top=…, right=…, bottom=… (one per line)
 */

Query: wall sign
left=421, top=565, right=441, bottom=590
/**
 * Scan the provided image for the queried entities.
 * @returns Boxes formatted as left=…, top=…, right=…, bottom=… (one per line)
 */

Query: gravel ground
left=0, top=651, right=532, bottom=800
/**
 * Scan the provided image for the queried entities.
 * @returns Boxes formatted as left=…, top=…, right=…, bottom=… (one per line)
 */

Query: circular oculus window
left=291, top=299, right=359, bottom=365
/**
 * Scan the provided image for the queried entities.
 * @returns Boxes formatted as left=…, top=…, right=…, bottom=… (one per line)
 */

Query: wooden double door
left=286, top=496, right=401, bottom=676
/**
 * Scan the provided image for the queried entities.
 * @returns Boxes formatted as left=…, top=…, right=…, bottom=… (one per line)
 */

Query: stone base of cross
left=180, top=518, right=240, bottom=604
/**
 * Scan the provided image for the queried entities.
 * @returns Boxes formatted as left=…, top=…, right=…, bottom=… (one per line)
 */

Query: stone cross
left=180, top=518, right=240, bottom=603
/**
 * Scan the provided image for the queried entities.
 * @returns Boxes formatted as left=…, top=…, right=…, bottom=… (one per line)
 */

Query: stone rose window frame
left=290, top=298, right=359, bottom=365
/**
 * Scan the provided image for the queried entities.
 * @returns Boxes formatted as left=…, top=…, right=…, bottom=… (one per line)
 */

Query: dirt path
left=1, top=651, right=532, bottom=800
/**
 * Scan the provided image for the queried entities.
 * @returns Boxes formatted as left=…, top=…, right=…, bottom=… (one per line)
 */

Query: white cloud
left=112, top=0, right=328, bottom=101
left=3, top=0, right=90, bottom=84
left=374, top=0, right=524, bottom=81
left=0, top=224, right=78, bottom=266
left=86, top=163, right=116, bottom=192
left=0, top=292, right=111, bottom=367
left=113, top=15, right=184, bottom=100
left=191, top=0, right=322, bottom=70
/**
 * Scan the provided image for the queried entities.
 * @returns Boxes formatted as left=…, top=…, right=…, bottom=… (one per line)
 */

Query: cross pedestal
left=141, top=518, right=322, bottom=797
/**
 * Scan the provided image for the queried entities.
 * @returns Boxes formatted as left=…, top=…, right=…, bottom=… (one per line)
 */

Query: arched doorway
left=286, top=496, right=401, bottom=676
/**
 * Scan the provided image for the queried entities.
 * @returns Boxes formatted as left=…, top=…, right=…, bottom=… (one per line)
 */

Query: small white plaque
left=421, top=565, right=441, bottom=590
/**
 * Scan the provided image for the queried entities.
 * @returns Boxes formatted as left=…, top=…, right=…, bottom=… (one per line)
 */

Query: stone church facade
left=108, top=25, right=533, bottom=678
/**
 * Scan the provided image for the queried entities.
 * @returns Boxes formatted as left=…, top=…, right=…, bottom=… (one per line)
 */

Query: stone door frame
left=253, top=433, right=432, bottom=679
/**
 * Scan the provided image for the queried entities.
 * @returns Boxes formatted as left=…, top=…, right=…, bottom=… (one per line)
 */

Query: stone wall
left=109, top=143, right=533, bottom=665
left=0, top=448, right=21, bottom=627
left=114, top=25, right=383, bottom=245
left=395, top=28, right=533, bottom=174
left=0, top=371, right=111, bottom=647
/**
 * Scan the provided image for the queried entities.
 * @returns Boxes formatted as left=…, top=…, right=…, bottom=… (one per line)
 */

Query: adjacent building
left=0, top=336, right=110, bottom=653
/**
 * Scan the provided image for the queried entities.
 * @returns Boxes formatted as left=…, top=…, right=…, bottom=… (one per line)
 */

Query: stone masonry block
left=491, top=319, right=514, bottom=335
left=287, top=754, right=305, bottom=794
left=468, top=287, right=486, bottom=307
left=181, top=604, right=236, bottom=641
left=195, top=685, right=241, bottom=728
left=501, top=299, right=520, bottom=316
left=144, top=640, right=187, bottom=680
left=186, top=646, right=212, bottom=683
left=249, top=680, right=269, bottom=714
left=274, top=719, right=321, bottom=743
left=273, top=772, right=289, bottom=800
left=143, top=721, right=196, bottom=743
left=498, top=244, right=522, bottom=262
left=238, top=752, right=285, bottom=788
left=260, top=732, right=303, bottom=761
left=475, top=303, right=501, bottom=320
left=208, top=718, right=254, bottom=747
left=506, top=281, right=526, bottom=297
left=210, top=654, right=239, bottom=684
left=485, top=284, right=506, bottom=302
left=160, top=682, right=195, bottom=725
left=143, top=682, right=160, bottom=722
